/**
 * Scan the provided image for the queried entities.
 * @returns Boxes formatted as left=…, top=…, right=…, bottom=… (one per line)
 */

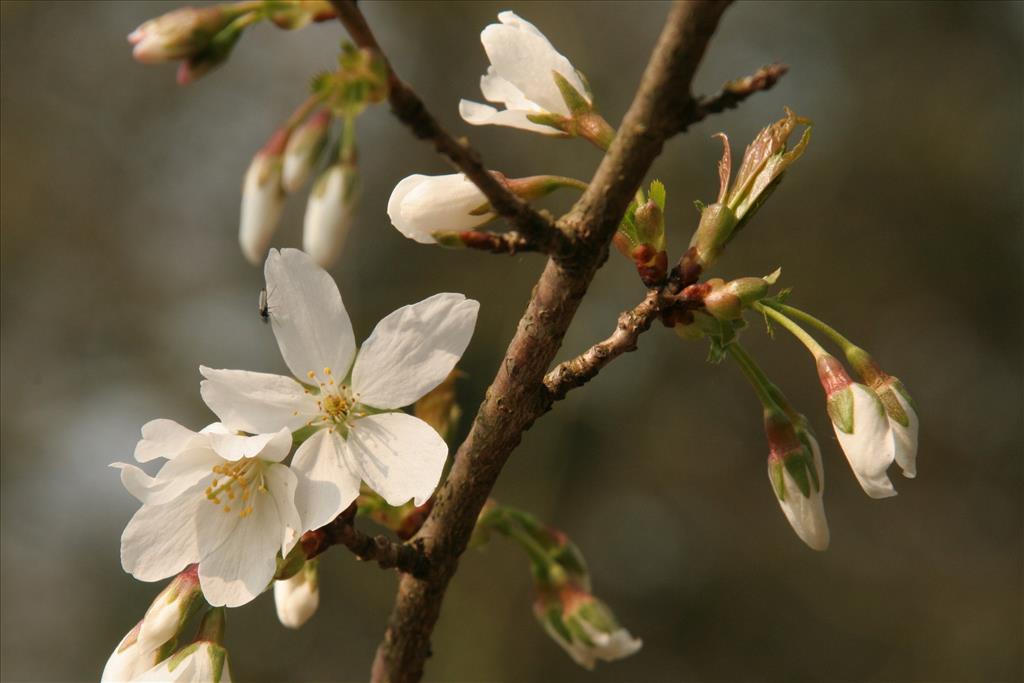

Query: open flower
left=459, top=11, right=590, bottom=136
left=115, top=423, right=301, bottom=607
left=387, top=174, right=492, bottom=244
left=818, top=355, right=897, bottom=498
left=200, top=248, right=479, bottom=532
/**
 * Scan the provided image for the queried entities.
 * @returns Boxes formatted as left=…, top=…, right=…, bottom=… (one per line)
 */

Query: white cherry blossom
left=459, top=11, right=589, bottom=135
left=200, top=248, right=479, bottom=533
left=387, top=174, right=492, bottom=244
left=115, top=423, right=301, bottom=608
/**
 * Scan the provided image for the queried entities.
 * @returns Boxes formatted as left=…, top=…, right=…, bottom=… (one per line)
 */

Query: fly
left=258, top=287, right=270, bottom=324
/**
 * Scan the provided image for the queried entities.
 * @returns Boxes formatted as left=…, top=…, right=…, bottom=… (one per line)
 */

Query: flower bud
left=283, top=110, right=331, bottom=193
left=127, top=7, right=231, bottom=64
left=533, top=584, right=642, bottom=670
left=387, top=174, right=492, bottom=244
left=240, top=130, right=288, bottom=265
left=764, top=410, right=829, bottom=550
left=102, top=620, right=167, bottom=683
left=274, top=560, right=319, bottom=629
left=138, top=566, right=203, bottom=653
left=818, top=354, right=898, bottom=498
left=302, top=163, right=357, bottom=268
left=136, top=641, right=232, bottom=683
left=843, top=346, right=919, bottom=479
left=387, top=173, right=582, bottom=244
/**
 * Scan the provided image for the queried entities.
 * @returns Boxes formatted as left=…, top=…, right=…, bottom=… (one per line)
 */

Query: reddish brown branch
left=301, top=508, right=430, bottom=579
left=329, top=0, right=565, bottom=253
left=361, top=3, right=732, bottom=681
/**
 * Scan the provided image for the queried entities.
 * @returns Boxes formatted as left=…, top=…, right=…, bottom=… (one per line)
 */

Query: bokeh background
left=2, top=1, right=1021, bottom=681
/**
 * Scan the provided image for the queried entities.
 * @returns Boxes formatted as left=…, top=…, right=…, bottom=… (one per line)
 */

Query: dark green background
left=2, top=1, right=1021, bottom=681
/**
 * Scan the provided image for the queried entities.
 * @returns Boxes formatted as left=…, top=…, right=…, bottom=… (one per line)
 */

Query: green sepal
left=525, top=111, right=569, bottom=132
left=827, top=388, right=855, bottom=434
left=768, top=459, right=786, bottom=501
left=876, top=386, right=910, bottom=427
left=274, top=543, right=308, bottom=580
left=784, top=453, right=812, bottom=498
left=795, top=430, right=822, bottom=493
left=552, top=70, right=591, bottom=116
left=291, top=425, right=317, bottom=447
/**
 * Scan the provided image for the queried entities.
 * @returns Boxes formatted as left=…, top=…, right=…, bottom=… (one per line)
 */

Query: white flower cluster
left=114, top=248, right=479, bottom=609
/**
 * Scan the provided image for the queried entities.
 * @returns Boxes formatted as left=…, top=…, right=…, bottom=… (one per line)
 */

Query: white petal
left=196, top=483, right=281, bottom=607
left=834, top=384, right=898, bottom=499
left=352, top=293, right=479, bottom=409
left=199, top=366, right=315, bottom=434
left=347, top=413, right=447, bottom=507
left=206, top=427, right=293, bottom=463
left=890, top=391, right=919, bottom=479
left=480, top=15, right=586, bottom=115
left=459, top=100, right=565, bottom=135
left=263, top=463, right=303, bottom=555
left=580, top=622, right=643, bottom=663
left=290, top=429, right=360, bottom=532
left=303, top=165, right=356, bottom=268
left=479, top=67, right=542, bottom=111
left=134, top=419, right=201, bottom=463
left=264, top=248, right=357, bottom=382
left=113, top=447, right=219, bottom=505
left=387, top=174, right=492, bottom=244
left=240, top=154, right=285, bottom=266
left=774, top=436, right=830, bottom=551
left=121, top=493, right=202, bottom=583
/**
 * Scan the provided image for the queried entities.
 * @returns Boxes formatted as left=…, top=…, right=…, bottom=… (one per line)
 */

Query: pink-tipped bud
left=302, top=163, right=357, bottom=268
left=283, top=110, right=331, bottom=193
left=239, top=130, right=288, bottom=265
left=764, top=411, right=829, bottom=550
left=128, top=6, right=229, bottom=64
left=818, top=355, right=898, bottom=499
left=534, top=583, right=642, bottom=670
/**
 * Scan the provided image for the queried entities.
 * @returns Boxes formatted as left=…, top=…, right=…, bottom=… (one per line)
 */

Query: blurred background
left=2, top=1, right=1021, bottom=681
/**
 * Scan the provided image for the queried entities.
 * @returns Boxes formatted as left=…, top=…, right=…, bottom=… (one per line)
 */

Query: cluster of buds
left=613, top=181, right=668, bottom=286
left=102, top=568, right=232, bottom=682
left=477, top=505, right=641, bottom=670
left=240, top=46, right=388, bottom=267
left=128, top=1, right=338, bottom=85
left=756, top=302, right=920, bottom=500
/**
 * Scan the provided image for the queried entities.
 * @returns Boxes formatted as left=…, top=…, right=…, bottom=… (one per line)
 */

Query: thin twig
left=328, top=0, right=565, bottom=253
left=686, top=62, right=789, bottom=130
left=437, top=230, right=543, bottom=255
left=301, top=508, right=430, bottom=579
left=543, top=290, right=664, bottom=401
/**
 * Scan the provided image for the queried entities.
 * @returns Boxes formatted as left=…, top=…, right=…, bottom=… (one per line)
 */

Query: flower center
left=204, top=458, right=267, bottom=518
left=305, top=366, right=364, bottom=432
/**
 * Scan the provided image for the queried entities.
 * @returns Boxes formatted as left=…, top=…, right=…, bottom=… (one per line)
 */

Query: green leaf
left=693, top=199, right=706, bottom=214
left=649, top=180, right=666, bottom=211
